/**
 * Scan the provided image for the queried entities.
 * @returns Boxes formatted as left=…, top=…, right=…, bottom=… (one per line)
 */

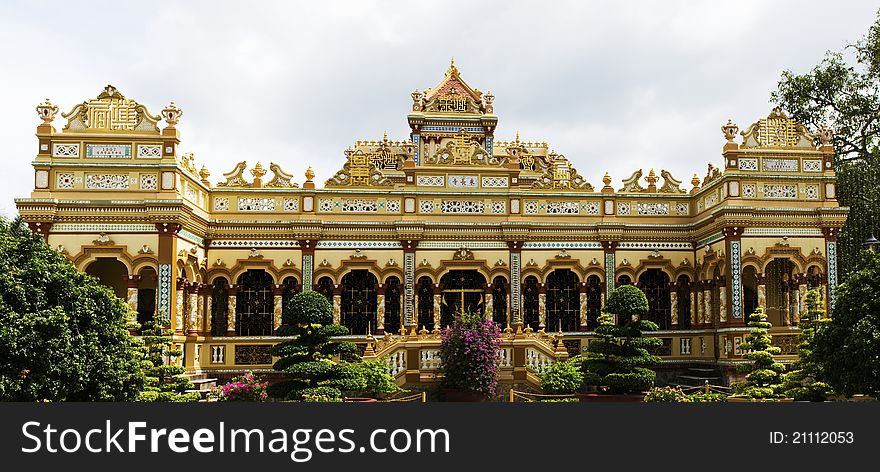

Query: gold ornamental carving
left=62, top=85, right=160, bottom=133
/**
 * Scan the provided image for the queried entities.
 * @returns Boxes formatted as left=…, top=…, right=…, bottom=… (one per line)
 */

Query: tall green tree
left=136, top=316, right=199, bottom=402
left=779, top=289, right=833, bottom=401
left=811, top=250, right=880, bottom=397
left=772, top=9, right=880, bottom=275
left=732, top=309, right=785, bottom=399
left=582, top=285, right=662, bottom=394
left=0, top=218, right=145, bottom=401
left=268, top=291, right=361, bottom=401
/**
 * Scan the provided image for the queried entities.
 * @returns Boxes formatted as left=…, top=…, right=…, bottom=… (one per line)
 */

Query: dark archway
left=585, top=275, right=602, bottom=330
left=492, top=276, right=508, bottom=328
left=676, top=275, right=692, bottom=329
left=417, top=276, right=434, bottom=330
left=341, top=270, right=378, bottom=335
left=766, top=258, right=795, bottom=327
left=136, top=267, right=157, bottom=327
left=546, top=269, right=579, bottom=332
left=236, top=269, right=274, bottom=336
left=523, top=276, right=540, bottom=331
left=741, top=266, right=758, bottom=320
left=85, top=257, right=128, bottom=299
left=440, top=270, right=487, bottom=328
left=316, top=276, right=335, bottom=303
left=638, top=269, right=671, bottom=330
left=384, top=276, right=401, bottom=334
left=211, top=277, right=229, bottom=336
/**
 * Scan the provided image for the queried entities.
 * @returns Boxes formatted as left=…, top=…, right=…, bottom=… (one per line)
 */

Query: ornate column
left=717, top=276, right=727, bottom=324
left=26, top=221, right=53, bottom=240
left=175, top=277, right=187, bottom=335
left=125, top=275, right=141, bottom=313
left=823, top=227, right=839, bottom=312
left=689, top=286, right=696, bottom=326
left=376, top=282, right=386, bottom=335
left=723, top=226, right=744, bottom=325
left=507, top=241, right=523, bottom=328
left=201, top=284, right=212, bottom=336
left=402, top=240, right=418, bottom=329
left=781, top=280, right=791, bottom=326
left=702, top=281, right=712, bottom=326
left=484, top=283, right=493, bottom=321
left=695, top=281, right=704, bottom=325
left=332, top=284, right=342, bottom=325
left=669, top=281, right=678, bottom=327
left=187, top=283, right=199, bottom=336
left=273, top=284, right=283, bottom=334
left=299, top=239, right=316, bottom=292
left=797, top=274, right=808, bottom=322
left=602, top=241, right=618, bottom=298
left=756, top=273, right=767, bottom=313
left=790, top=282, right=800, bottom=327
left=432, top=284, right=441, bottom=329
left=156, top=223, right=182, bottom=327
left=226, top=285, right=237, bottom=337
left=538, top=283, right=547, bottom=330
left=579, top=282, right=588, bottom=332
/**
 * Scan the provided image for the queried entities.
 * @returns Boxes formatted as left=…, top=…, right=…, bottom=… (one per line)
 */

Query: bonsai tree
left=732, top=308, right=785, bottom=399
left=438, top=310, right=502, bottom=398
left=540, top=357, right=584, bottom=394
left=779, top=289, right=833, bottom=401
left=811, top=249, right=880, bottom=397
left=0, top=217, right=145, bottom=401
left=582, top=285, right=662, bottom=394
left=269, top=291, right=360, bottom=401
left=136, top=314, right=199, bottom=402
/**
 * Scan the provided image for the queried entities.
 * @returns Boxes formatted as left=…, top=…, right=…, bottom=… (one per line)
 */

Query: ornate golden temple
left=17, top=62, right=846, bottom=385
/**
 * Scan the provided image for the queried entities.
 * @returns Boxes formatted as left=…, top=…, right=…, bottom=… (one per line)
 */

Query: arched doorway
left=585, top=275, right=602, bottom=330
left=316, top=276, right=335, bottom=302
left=617, top=274, right=632, bottom=286
left=340, top=270, right=378, bottom=335
left=136, top=267, right=157, bottom=326
left=211, top=277, right=229, bottom=336
left=236, top=269, right=274, bottom=336
left=766, top=258, right=795, bottom=327
left=741, top=266, right=758, bottom=319
left=676, top=275, right=692, bottom=329
left=546, top=269, right=579, bottom=332
left=440, top=270, right=487, bottom=328
left=417, top=276, right=435, bottom=330
left=522, top=276, right=540, bottom=331
left=491, top=276, right=508, bottom=328
left=638, top=269, right=671, bottom=330
left=384, top=276, right=401, bottom=334
left=85, top=257, right=128, bottom=299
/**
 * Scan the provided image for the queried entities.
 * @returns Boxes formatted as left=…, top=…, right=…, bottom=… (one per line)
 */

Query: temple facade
left=16, top=63, right=847, bottom=385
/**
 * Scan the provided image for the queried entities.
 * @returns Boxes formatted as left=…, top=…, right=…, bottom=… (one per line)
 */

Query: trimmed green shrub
left=540, top=357, right=585, bottom=394
left=731, top=308, right=785, bottom=399
left=644, top=385, right=690, bottom=402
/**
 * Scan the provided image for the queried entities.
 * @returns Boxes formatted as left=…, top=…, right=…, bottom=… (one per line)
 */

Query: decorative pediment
left=619, top=170, right=646, bottom=193
left=413, top=60, right=487, bottom=115
left=532, top=153, right=593, bottom=190
left=325, top=148, right=393, bottom=188
left=351, top=132, right=412, bottom=171
left=452, top=247, right=475, bottom=260
left=658, top=170, right=686, bottom=193
left=423, top=129, right=495, bottom=166
left=740, top=107, right=816, bottom=149
left=62, top=85, right=161, bottom=133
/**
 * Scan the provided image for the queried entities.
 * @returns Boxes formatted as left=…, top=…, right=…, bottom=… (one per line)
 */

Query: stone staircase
left=676, top=366, right=723, bottom=388
left=184, top=372, right=218, bottom=400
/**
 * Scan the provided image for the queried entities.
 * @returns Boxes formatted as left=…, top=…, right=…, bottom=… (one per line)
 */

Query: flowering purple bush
left=439, top=311, right=502, bottom=397
left=213, top=371, right=268, bottom=402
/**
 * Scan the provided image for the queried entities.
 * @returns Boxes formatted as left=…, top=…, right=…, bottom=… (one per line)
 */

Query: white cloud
left=0, top=0, right=877, bottom=216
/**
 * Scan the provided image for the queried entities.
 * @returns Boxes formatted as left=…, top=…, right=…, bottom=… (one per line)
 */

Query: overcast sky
left=1, top=0, right=877, bottom=217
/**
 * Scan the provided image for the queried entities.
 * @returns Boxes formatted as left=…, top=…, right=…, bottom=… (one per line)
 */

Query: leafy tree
left=582, top=285, right=661, bottom=393
left=772, top=10, right=880, bottom=275
left=811, top=250, right=880, bottom=397
left=732, top=309, right=785, bottom=399
left=136, top=315, right=199, bottom=402
left=540, top=357, right=584, bottom=394
left=779, top=289, right=834, bottom=401
left=0, top=217, right=144, bottom=401
left=268, top=291, right=360, bottom=401
left=347, top=359, right=401, bottom=398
